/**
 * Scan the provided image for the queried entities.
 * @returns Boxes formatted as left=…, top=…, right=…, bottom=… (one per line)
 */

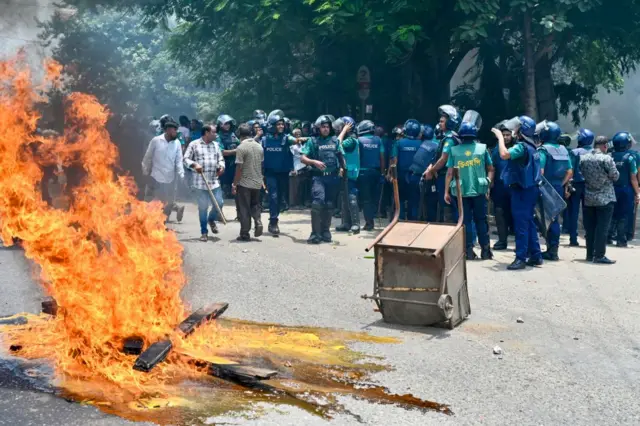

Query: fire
left=0, top=55, right=450, bottom=420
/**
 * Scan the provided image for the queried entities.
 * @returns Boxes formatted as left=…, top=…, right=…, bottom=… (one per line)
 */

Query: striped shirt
left=183, top=138, right=226, bottom=190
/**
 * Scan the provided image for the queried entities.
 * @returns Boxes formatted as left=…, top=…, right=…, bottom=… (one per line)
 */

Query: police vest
left=263, top=133, right=293, bottom=174
left=409, top=140, right=437, bottom=175
left=342, top=136, right=360, bottom=180
left=449, top=142, right=489, bottom=196
left=571, top=146, right=591, bottom=183
left=612, top=151, right=632, bottom=187
left=396, top=137, right=422, bottom=173
left=491, top=148, right=509, bottom=185
left=313, top=136, right=340, bottom=174
left=540, top=144, right=570, bottom=186
left=358, top=135, right=382, bottom=169
left=501, top=141, right=542, bottom=189
left=435, top=131, right=460, bottom=176
left=219, top=132, right=239, bottom=151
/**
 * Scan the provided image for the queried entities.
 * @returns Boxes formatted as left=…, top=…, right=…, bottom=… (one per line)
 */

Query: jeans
left=196, top=187, right=224, bottom=235
left=583, top=202, right=614, bottom=259
left=511, top=186, right=542, bottom=262
left=453, top=195, right=489, bottom=250
left=236, top=185, right=262, bottom=236
left=567, top=182, right=584, bottom=243
left=266, top=172, right=289, bottom=222
left=357, top=169, right=381, bottom=223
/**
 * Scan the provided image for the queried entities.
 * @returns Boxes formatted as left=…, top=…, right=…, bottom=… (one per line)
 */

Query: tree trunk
left=523, top=10, right=538, bottom=119
left=535, top=55, right=557, bottom=121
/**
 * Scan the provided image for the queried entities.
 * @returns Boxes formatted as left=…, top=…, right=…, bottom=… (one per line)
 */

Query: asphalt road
left=1, top=201, right=640, bottom=425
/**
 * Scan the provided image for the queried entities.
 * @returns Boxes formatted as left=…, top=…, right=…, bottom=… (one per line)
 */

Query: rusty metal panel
left=443, top=227, right=465, bottom=274
left=378, top=222, right=429, bottom=247
left=409, top=224, right=457, bottom=251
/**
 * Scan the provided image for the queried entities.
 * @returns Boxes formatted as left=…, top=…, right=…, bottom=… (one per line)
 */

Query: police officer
left=253, top=109, right=267, bottom=122
left=491, top=123, right=514, bottom=250
left=334, top=117, right=361, bottom=234
left=414, top=125, right=439, bottom=222
left=301, top=121, right=312, bottom=137
left=625, top=140, right=640, bottom=241
left=445, top=119, right=494, bottom=260
left=352, top=120, right=386, bottom=230
left=424, top=105, right=461, bottom=223
left=217, top=114, right=240, bottom=199
left=390, top=119, right=423, bottom=220
left=538, top=121, right=573, bottom=261
left=300, top=115, right=346, bottom=244
left=494, top=116, right=543, bottom=270
left=566, top=128, right=594, bottom=246
left=609, top=132, right=640, bottom=247
left=262, top=113, right=306, bottom=235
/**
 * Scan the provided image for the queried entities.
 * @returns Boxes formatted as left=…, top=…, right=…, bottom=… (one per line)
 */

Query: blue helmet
left=403, top=119, right=421, bottom=138
left=438, top=105, right=461, bottom=131
left=356, top=120, right=375, bottom=136
left=577, top=128, right=595, bottom=146
left=612, top=132, right=632, bottom=151
left=458, top=122, right=478, bottom=139
left=333, top=116, right=356, bottom=134
left=422, top=124, right=434, bottom=141
left=538, top=121, right=561, bottom=143
left=253, top=109, right=266, bottom=121
left=266, top=114, right=284, bottom=134
left=518, top=115, right=536, bottom=140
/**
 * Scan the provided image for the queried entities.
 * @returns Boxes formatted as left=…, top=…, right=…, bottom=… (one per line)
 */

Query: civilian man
left=233, top=123, right=264, bottom=241
left=183, top=125, right=226, bottom=241
left=142, top=119, right=185, bottom=222
left=579, top=136, right=619, bottom=264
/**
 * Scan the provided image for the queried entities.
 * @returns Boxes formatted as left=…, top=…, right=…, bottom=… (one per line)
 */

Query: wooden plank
left=177, top=303, right=228, bottom=336
left=409, top=224, right=456, bottom=250
left=378, top=222, right=428, bottom=247
left=133, top=340, right=172, bottom=372
left=209, top=364, right=278, bottom=382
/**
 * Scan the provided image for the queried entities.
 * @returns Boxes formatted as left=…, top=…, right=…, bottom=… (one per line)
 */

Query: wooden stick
left=199, top=170, right=227, bottom=225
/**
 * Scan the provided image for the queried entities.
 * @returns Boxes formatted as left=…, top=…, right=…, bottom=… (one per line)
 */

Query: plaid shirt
left=579, top=149, right=619, bottom=207
left=183, top=138, right=225, bottom=190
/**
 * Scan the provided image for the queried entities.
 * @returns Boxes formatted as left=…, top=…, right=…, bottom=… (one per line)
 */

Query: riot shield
left=536, top=176, right=567, bottom=222
left=461, top=110, right=482, bottom=130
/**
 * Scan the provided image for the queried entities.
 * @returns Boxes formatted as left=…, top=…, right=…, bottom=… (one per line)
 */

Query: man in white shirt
left=142, top=119, right=185, bottom=221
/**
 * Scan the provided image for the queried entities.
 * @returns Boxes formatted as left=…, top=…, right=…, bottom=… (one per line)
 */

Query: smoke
left=557, top=74, right=640, bottom=137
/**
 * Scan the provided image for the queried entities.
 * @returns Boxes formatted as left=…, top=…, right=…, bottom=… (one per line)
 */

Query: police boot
left=480, top=245, right=493, bottom=260
left=493, top=208, right=508, bottom=250
left=335, top=197, right=351, bottom=232
left=307, top=205, right=322, bottom=244
left=465, top=247, right=477, bottom=260
left=616, top=218, right=628, bottom=247
left=349, top=194, right=361, bottom=234
left=541, top=245, right=559, bottom=261
left=321, top=207, right=333, bottom=243
left=268, top=219, right=280, bottom=236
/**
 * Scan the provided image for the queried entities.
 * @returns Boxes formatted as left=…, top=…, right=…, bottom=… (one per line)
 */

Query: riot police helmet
left=458, top=122, right=478, bottom=139
left=266, top=114, right=284, bottom=134
left=216, top=114, right=237, bottom=132
left=612, top=132, right=632, bottom=151
left=558, top=134, right=572, bottom=147
left=267, top=109, right=284, bottom=121
left=356, top=120, right=375, bottom=136
left=434, top=123, right=443, bottom=139
left=437, top=105, right=461, bottom=131
left=577, top=128, right=595, bottom=147
left=538, top=121, right=561, bottom=143
left=283, top=117, right=291, bottom=133
left=392, top=126, right=403, bottom=139
left=422, top=124, right=434, bottom=141
left=315, top=115, right=334, bottom=136
left=517, top=115, right=537, bottom=142
left=403, top=119, right=421, bottom=138
left=253, top=109, right=267, bottom=121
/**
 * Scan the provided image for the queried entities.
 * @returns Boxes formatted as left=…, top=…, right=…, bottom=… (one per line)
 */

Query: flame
left=0, top=55, right=451, bottom=420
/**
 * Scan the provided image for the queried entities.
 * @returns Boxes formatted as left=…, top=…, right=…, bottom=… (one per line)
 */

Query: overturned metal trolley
left=362, top=169, right=470, bottom=329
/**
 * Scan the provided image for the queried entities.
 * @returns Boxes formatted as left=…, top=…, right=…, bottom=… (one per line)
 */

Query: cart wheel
left=438, top=294, right=454, bottom=320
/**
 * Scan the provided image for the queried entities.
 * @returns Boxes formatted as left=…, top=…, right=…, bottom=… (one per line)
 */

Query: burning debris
left=0, top=55, right=451, bottom=422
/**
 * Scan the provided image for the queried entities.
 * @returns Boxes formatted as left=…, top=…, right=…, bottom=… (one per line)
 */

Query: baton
left=198, top=170, right=227, bottom=225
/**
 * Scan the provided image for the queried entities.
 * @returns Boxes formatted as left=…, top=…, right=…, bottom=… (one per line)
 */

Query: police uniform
left=337, top=134, right=361, bottom=233
left=610, top=148, right=638, bottom=246
left=446, top=137, right=493, bottom=259
left=217, top=131, right=240, bottom=196
left=262, top=132, right=296, bottom=234
left=434, top=131, right=459, bottom=223
left=538, top=142, right=572, bottom=259
left=491, top=145, right=512, bottom=249
left=625, top=149, right=640, bottom=241
left=357, top=134, right=385, bottom=229
left=301, top=135, right=345, bottom=244
left=413, top=139, right=439, bottom=222
left=568, top=144, right=591, bottom=245
left=502, top=138, right=543, bottom=268
left=393, top=136, right=423, bottom=220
